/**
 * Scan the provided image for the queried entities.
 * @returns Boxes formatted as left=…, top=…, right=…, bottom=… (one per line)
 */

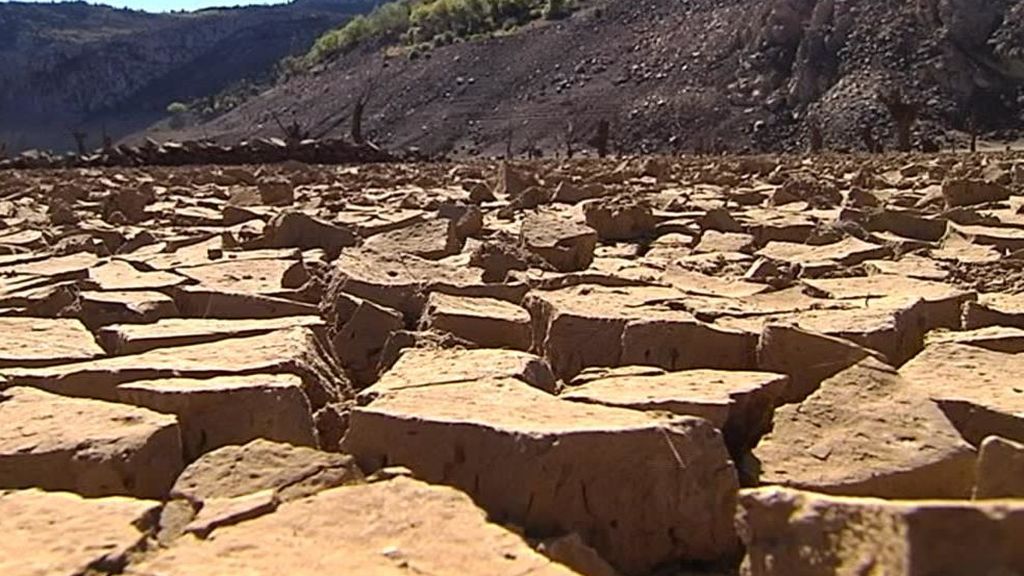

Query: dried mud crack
left=1, top=153, right=1023, bottom=576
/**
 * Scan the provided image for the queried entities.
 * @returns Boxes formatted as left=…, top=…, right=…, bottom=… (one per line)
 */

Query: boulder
left=97, top=316, right=325, bottom=355
left=0, top=317, right=105, bottom=368
left=942, top=179, right=1011, bottom=207
left=364, top=219, right=463, bottom=260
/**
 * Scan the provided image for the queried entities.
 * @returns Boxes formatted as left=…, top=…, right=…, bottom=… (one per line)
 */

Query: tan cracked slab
left=421, top=291, right=532, bottom=350
left=901, top=342, right=1024, bottom=445
left=738, top=486, right=1024, bottom=576
left=366, top=347, right=557, bottom=397
left=128, top=478, right=579, bottom=576
left=97, top=315, right=324, bottom=355
left=753, top=358, right=976, bottom=499
left=562, top=366, right=786, bottom=455
left=344, top=377, right=739, bottom=575
left=171, top=439, right=364, bottom=504
left=117, top=374, right=317, bottom=461
left=0, top=488, right=161, bottom=576
left=0, top=317, right=105, bottom=367
left=0, top=386, right=183, bottom=498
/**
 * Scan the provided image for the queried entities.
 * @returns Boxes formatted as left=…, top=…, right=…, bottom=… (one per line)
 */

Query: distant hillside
left=150, top=0, right=1024, bottom=156
left=0, top=0, right=377, bottom=153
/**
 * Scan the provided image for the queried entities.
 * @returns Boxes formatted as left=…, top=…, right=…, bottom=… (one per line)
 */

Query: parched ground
left=1, top=151, right=1024, bottom=575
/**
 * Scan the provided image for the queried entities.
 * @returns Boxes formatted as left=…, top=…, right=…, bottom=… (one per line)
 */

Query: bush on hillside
left=306, top=0, right=574, bottom=65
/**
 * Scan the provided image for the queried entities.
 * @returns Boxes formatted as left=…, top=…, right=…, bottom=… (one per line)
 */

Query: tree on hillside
left=878, top=88, right=920, bottom=153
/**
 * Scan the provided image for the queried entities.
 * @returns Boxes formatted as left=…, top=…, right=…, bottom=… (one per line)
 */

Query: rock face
left=128, top=477, right=580, bottom=576
left=738, top=487, right=1024, bottom=576
left=0, top=488, right=161, bottom=576
left=343, top=377, right=740, bottom=575
left=753, top=358, right=976, bottom=499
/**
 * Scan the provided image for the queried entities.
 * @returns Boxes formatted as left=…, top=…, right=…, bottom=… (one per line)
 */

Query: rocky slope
left=0, top=0, right=376, bottom=153
left=158, top=0, right=1024, bottom=155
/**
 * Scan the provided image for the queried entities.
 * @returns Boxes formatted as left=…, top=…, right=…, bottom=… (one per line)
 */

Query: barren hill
left=0, top=0, right=376, bottom=153
left=155, top=0, right=1024, bottom=156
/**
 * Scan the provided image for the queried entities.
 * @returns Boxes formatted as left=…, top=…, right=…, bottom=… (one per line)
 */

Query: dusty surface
left=0, top=151, right=1023, bottom=574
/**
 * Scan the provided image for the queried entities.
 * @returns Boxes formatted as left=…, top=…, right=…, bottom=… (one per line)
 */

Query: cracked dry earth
left=2, top=153, right=1024, bottom=576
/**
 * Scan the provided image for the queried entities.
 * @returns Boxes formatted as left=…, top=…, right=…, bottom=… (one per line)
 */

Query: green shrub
left=305, top=0, right=561, bottom=65
left=166, top=101, right=188, bottom=115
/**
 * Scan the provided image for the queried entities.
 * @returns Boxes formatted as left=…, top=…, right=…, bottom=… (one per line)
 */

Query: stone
left=942, top=178, right=1011, bottom=207
left=562, top=366, right=787, bottom=458
left=248, top=211, right=357, bottom=258
left=420, top=292, right=532, bottom=350
left=116, top=374, right=318, bottom=461
left=693, top=230, right=756, bottom=254
left=757, top=324, right=885, bottom=403
left=325, top=248, right=526, bottom=320
left=753, top=358, right=976, bottom=499
left=74, top=290, right=179, bottom=329
left=926, top=326, right=1024, bottom=354
left=900, top=342, right=1024, bottom=446
left=172, top=286, right=319, bottom=319
left=583, top=196, right=657, bottom=241
left=343, top=377, right=740, bottom=575
left=97, top=315, right=325, bottom=355
left=493, top=162, right=541, bottom=197
left=365, top=347, right=557, bottom=399
left=801, top=275, right=974, bottom=332
left=963, top=292, right=1024, bottom=330
left=129, top=478, right=578, bottom=576
left=974, top=436, right=1024, bottom=499
left=170, top=439, right=363, bottom=504
left=2, top=327, right=351, bottom=449
left=0, top=387, right=183, bottom=498
left=88, top=260, right=188, bottom=291
left=0, top=317, right=105, bottom=367
left=364, top=218, right=463, bottom=260
left=175, top=258, right=311, bottom=300
left=756, top=237, right=889, bottom=270
left=182, top=489, right=279, bottom=538
left=738, top=486, right=1024, bottom=576
left=332, top=297, right=405, bottom=387
left=257, top=177, right=295, bottom=206
left=521, top=212, right=598, bottom=272
left=0, top=488, right=161, bottom=576
left=526, top=284, right=756, bottom=381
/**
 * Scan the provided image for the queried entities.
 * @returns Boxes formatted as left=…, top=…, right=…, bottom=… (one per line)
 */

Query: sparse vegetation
left=306, top=0, right=575, bottom=65
left=166, top=101, right=189, bottom=129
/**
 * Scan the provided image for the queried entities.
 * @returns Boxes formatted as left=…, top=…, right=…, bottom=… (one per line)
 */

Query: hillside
left=154, top=0, right=1024, bottom=156
left=0, top=0, right=376, bottom=153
